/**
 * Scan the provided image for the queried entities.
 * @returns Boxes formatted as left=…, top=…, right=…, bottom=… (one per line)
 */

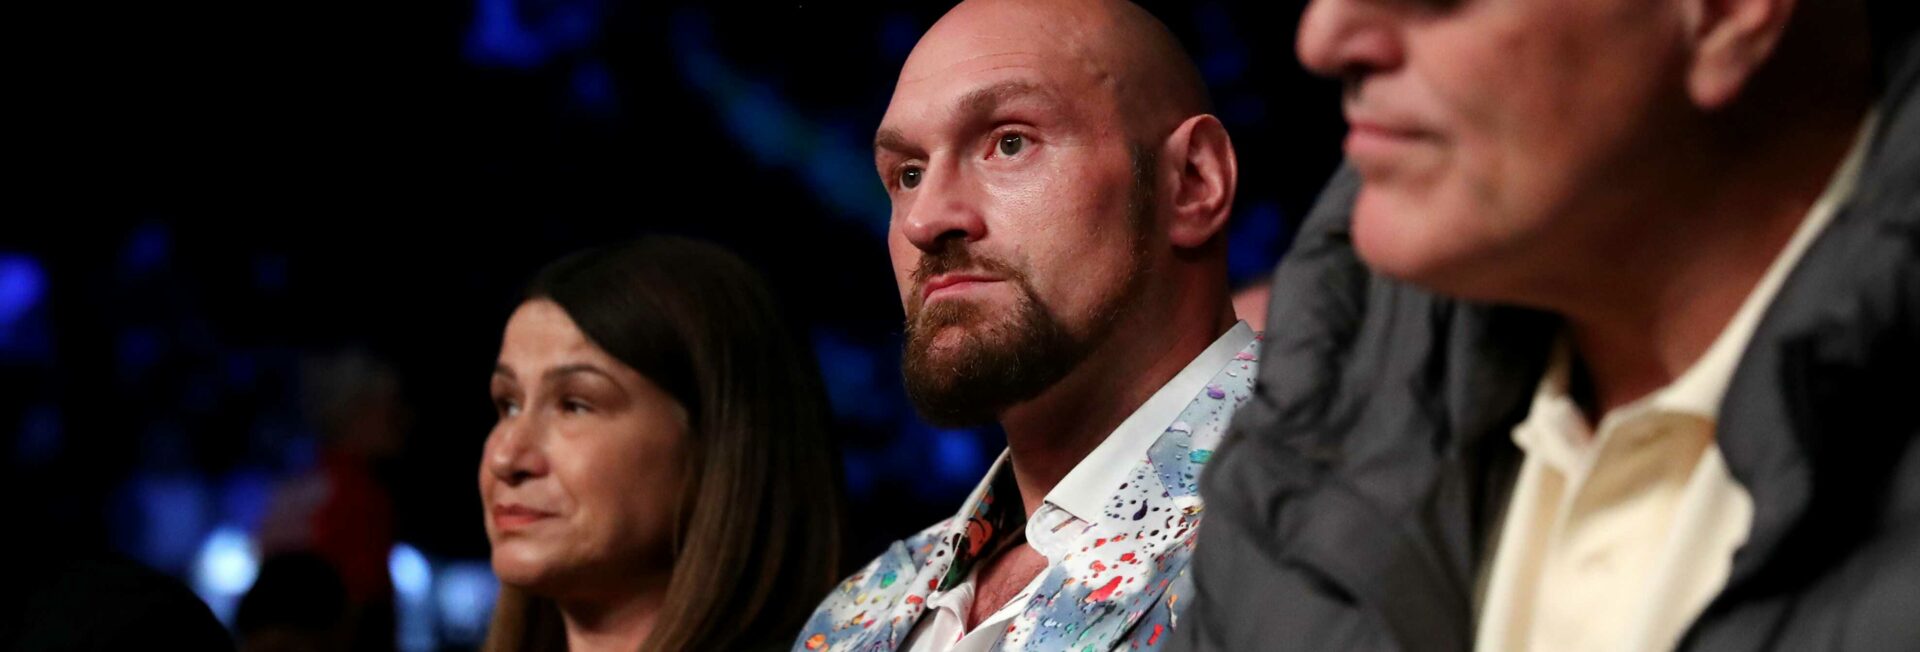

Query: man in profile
left=1180, top=0, right=1919, bottom=649
left=794, top=0, right=1250, bottom=649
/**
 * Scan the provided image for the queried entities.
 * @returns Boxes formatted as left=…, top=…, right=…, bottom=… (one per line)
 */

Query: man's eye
left=899, top=166, right=923, bottom=189
left=997, top=133, right=1025, bottom=157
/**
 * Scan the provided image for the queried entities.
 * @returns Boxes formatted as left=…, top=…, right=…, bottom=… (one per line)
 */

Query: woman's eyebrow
left=542, top=363, right=619, bottom=384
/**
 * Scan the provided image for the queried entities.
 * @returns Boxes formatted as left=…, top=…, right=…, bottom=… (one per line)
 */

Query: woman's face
left=481, top=299, right=691, bottom=598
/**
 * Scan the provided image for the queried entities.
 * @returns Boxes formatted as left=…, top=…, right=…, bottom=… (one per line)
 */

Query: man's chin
left=917, top=327, right=991, bottom=359
left=903, top=342, right=1023, bottom=427
left=1352, top=188, right=1450, bottom=281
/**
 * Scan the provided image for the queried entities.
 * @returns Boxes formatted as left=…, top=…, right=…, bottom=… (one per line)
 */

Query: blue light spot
left=390, top=543, right=433, bottom=603
left=392, top=543, right=437, bottom=651
left=435, top=562, right=499, bottom=646
left=0, top=254, right=51, bottom=363
left=462, top=0, right=602, bottom=69
left=0, top=254, right=46, bottom=326
left=933, top=429, right=982, bottom=484
left=193, top=525, right=259, bottom=601
left=133, top=464, right=212, bottom=570
left=464, top=0, right=547, bottom=68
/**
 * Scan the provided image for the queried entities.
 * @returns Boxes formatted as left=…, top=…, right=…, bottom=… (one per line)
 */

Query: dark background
left=6, top=0, right=1340, bottom=648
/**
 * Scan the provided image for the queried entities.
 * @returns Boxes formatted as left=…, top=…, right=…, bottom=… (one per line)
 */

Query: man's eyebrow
left=874, top=127, right=913, bottom=156
left=873, top=80, right=1059, bottom=156
left=955, top=80, right=1057, bottom=118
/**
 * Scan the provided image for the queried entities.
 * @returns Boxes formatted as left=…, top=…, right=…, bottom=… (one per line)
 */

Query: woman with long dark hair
left=479, top=237, right=843, bottom=651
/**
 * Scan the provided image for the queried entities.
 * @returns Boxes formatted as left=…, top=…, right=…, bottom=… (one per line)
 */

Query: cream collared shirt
left=902, top=322, right=1256, bottom=652
left=1473, top=114, right=1876, bottom=652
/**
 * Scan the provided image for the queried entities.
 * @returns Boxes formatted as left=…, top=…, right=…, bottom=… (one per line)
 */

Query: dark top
left=4, top=549, right=232, bottom=652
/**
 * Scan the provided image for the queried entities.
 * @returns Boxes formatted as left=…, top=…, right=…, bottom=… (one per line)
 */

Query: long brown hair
left=483, top=237, right=844, bottom=651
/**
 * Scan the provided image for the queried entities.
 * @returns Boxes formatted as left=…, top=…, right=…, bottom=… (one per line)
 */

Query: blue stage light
left=435, top=562, right=499, bottom=646
left=191, top=524, right=259, bottom=625
left=194, top=526, right=258, bottom=596
left=0, top=254, right=45, bottom=326
left=390, top=542, right=434, bottom=603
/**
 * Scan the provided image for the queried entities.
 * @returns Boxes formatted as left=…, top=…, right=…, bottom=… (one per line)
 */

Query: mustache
left=910, top=241, right=1025, bottom=296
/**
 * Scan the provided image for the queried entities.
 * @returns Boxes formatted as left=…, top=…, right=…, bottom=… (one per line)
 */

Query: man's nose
left=899, top=161, right=988, bottom=252
left=485, top=413, right=549, bottom=486
left=1297, top=0, right=1406, bottom=80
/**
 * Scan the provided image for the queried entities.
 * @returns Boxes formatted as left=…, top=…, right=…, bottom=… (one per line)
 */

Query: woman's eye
left=996, top=133, right=1025, bottom=157
left=562, top=399, right=591, bottom=414
left=899, top=166, right=923, bottom=189
left=496, top=400, right=521, bottom=418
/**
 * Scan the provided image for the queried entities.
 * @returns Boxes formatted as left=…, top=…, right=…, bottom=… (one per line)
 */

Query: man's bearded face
left=899, top=148, right=1157, bottom=426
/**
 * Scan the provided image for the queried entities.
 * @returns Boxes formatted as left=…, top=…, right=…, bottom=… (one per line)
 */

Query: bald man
left=792, top=1, right=1246, bottom=650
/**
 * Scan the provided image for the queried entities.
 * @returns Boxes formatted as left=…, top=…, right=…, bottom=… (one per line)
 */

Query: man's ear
left=1163, top=114, right=1238, bottom=249
left=1683, top=0, right=1797, bottom=109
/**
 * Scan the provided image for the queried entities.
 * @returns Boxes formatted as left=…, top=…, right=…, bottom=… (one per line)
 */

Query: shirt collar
left=1041, top=321, right=1255, bottom=530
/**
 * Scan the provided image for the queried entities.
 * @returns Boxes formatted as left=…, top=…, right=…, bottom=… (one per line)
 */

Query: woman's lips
left=491, top=504, right=556, bottom=530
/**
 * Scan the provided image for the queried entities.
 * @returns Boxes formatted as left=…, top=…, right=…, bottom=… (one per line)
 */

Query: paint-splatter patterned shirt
left=795, top=323, right=1261, bottom=652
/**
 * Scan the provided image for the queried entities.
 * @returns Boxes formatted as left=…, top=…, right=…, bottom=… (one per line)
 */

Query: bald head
left=896, top=0, right=1211, bottom=144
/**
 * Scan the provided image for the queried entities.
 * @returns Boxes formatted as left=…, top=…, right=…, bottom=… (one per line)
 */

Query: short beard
left=900, top=144, right=1157, bottom=427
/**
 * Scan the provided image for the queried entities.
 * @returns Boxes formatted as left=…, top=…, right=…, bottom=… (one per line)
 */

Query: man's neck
left=1561, top=105, right=1869, bottom=417
left=559, top=578, right=667, bottom=652
left=997, top=297, right=1235, bottom=517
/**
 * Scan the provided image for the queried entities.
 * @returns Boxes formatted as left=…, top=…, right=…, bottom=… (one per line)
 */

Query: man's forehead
left=887, top=64, right=1058, bottom=117
left=881, top=44, right=1102, bottom=132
